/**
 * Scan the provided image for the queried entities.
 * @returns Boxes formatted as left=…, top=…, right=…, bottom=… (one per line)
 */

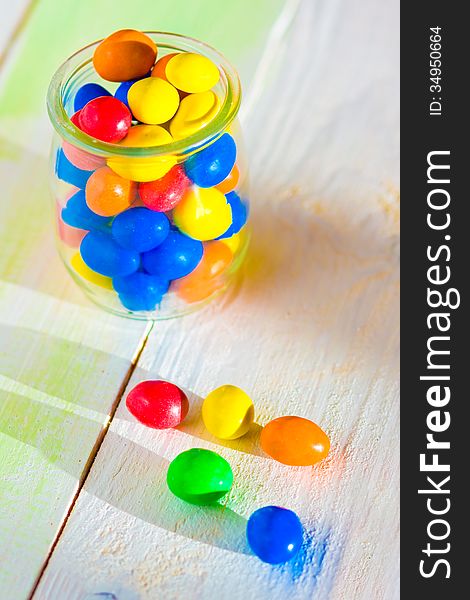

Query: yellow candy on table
left=173, top=186, right=232, bottom=241
left=170, top=91, right=221, bottom=140
left=70, top=252, right=113, bottom=290
left=128, top=77, right=180, bottom=124
left=166, top=53, right=220, bottom=93
left=107, top=125, right=176, bottom=182
left=202, top=385, right=255, bottom=440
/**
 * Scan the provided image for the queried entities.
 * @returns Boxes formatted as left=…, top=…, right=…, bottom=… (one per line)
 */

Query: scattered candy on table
left=202, top=385, right=254, bottom=440
left=166, top=448, right=233, bottom=505
left=246, top=506, right=304, bottom=564
left=126, top=380, right=189, bottom=428
left=53, top=28, right=249, bottom=316
left=260, top=416, right=331, bottom=466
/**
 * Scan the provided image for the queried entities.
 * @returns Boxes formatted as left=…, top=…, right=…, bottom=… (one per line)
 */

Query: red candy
left=139, top=165, right=190, bottom=212
left=78, top=97, right=131, bottom=143
left=126, top=380, right=189, bottom=429
left=63, top=111, right=106, bottom=170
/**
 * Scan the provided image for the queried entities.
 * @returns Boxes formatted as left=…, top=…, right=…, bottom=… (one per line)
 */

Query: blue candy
left=80, top=232, right=140, bottom=277
left=62, top=189, right=111, bottom=232
left=113, top=272, right=169, bottom=311
left=142, top=230, right=203, bottom=280
left=184, top=133, right=237, bottom=188
left=74, top=83, right=111, bottom=112
left=217, top=192, right=248, bottom=239
left=55, top=149, right=93, bottom=189
left=111, top=207, right=170, bottom=252
left=246, top=506, right=303, bottom=564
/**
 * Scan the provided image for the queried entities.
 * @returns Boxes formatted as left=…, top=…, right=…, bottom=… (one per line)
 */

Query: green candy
left=167, top=448, right=233, bottom=505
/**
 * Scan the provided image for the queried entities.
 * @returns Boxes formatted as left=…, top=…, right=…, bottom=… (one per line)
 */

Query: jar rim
left=46, top=31, right=242, bottom=158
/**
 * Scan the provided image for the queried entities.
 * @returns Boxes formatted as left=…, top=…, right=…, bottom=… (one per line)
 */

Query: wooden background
left=0, top=0, right=400, bottom=598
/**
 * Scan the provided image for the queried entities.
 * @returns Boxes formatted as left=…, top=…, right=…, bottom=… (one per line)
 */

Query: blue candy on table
left=111, top=207, right=170, bottom=252
left=184, top=133, right=236, bottom=188
left=216, top=191, right=248, bottom=239
left=246, top=506, right=303, bottom=564
left=61, top=189, right=111, bottom=232
left=113, top=272, right=169, bottom=311
left=55, top=149, right=94, bottom=188
left=142, top=230, right=203, bottom=280
left=73, top=82, right=111, bottom=112
left=80, top=231, right=140, bottom=278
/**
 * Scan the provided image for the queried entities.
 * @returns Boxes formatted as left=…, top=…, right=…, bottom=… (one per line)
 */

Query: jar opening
left=47, top=32, right=242, bottom=158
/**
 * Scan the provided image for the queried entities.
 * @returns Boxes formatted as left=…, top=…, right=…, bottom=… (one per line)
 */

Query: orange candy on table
left=93, top=29, right=157, bottom=82
left=85, top=166, right=137, bottom=217
left=216, top=164, right=240, bottom=194
left=260, top=416, right=330, bottom=466
left=173, top=241, right=233, bottom=303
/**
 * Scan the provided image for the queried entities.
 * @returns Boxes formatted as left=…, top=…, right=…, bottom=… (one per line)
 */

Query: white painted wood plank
left=36, top=0, right=399, bottom=598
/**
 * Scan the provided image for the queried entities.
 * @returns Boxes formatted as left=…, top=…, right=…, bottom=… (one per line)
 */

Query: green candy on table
left=166, top=448, right=233, bottom=505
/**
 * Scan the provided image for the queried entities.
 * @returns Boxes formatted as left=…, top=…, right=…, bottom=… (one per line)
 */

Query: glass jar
left=47, top=32, right=250, bottom=320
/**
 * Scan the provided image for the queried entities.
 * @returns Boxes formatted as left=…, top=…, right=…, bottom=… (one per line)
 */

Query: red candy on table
left=126, top=380, right=189, bottom=429
left=78, top=97, right=131, bottom=143
left=139, top=165, right=190, bottom=212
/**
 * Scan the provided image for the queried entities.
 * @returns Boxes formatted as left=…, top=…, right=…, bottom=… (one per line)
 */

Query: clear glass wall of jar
left=47, top=32, right=250, bottom=320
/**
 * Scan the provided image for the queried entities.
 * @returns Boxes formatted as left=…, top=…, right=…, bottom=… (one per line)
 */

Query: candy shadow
left=85, top=430, right=251, bottom=555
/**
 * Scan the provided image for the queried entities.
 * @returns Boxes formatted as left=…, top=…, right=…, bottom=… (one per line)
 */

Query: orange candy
left=151, top=52, right=179, bottom=80
left=93, top=29, right=157, bottom=82
left=173, top=241, right=233, bottom=303
left=260, top=416, right=330, bottom=466
left=216, top=164, right=240, bottom=194
left=85, top=166, right=137, bottom=217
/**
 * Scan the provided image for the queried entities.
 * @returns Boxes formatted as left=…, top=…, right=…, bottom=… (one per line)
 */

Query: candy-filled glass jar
left=47, top=32, right=249, bottom=320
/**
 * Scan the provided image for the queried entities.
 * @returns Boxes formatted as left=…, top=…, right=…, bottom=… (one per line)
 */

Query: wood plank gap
left=27, top=319, right=155, bottom=600
left=0, top=0, right=40, bottom=71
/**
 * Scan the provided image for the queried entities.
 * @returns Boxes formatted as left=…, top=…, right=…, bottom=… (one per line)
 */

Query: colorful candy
left=85, top=166, right=136, bottom=217
left=74, top=83, right=111, bottom=111
left=170, top=91, right=220, bottom=140
left=93, top=29, right=157, bottom=82
left=113, top=272, right=169, bottom=311
left=142, top=230, right=203, bottom=280
left=78, top=97, right=131, bottom=143
left=151, top=52, right=178, bottom=80
left=80, top=231, right=140, bottom=277
left=166, top=448, right=233, bottom=505
left=246, top=506, right=303, bottom=564
left=172, top=186, right=232, bottom=241
left=139, top=165, right=190, bottom=212
left=128, top=77, right=180, bottom=125
left=107, top=124, right=176, bottom=182
left=111, top=207, right=169, bottom=252
left=55, top=149, right=93, bottom=188
left=166, top=53, right=220, bottom=93
left=216, top=164, right=240, bottom=194
left=202, top=385, right=254, bottom=440
left=217, top=192, right=248, bottom=239
left=184, top=133, right=236, bottom=188
left=61, top=189, right=111, bottom=232
left=126, top=380, right=189, bottom=428
left=173, top=241, right=233, bottom=303
left=260, top=416, right=330, bottom=466
left=70, top=252, right=113, bottom=289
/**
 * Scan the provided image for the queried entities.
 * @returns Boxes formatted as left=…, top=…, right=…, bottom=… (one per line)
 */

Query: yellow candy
left=128, top=78, right=180, bottom=124
left=70, top=252, right=113, bottom=290
left=173, top=186, right=232, bottom=241
left=202, top=385, right=254, bottom=440
left=166, top=53, right=220, bottom=93
left=170, top=91, right=221, bottom=140
left=107, top=125, right=176, bottom=182
left=220, top=227, right=245, bottom=254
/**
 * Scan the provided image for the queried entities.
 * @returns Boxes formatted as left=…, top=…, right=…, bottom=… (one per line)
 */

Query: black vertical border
left=401, top=2, right=466, bottom=596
